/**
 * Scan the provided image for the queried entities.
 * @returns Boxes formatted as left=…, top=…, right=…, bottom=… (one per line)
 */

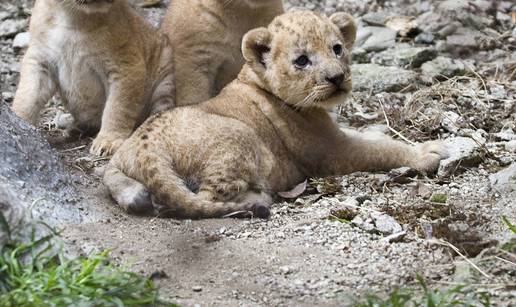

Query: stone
left=438, top=137, right=484, bottom=177
left=359, top=26, right=397, bottom=52
left=414, top=32, right=435, bottom=44
left=421, top=56, right=466, bottom=82
left=55, top=112, right=75, bottom=130
left=0, top=19, right=27, bottom=38
left=489, top=163, right=516, bottom=194
left=192, top=286, right=203, bottom=292
left=372, top=213, right=403, bottom=235
left=351, top=63, right=418, bottom=93
left=505, top=141, right=516, bottom=153
left=385, top=16, right=418, bottom=37
left=371, top=44, right=437, bottom=68
left=12, top=31, right=30, bottom=50
left=445, top=27, right=482, bottom=54
left=351, top=212, right=402, bottom=235
left=0, top=184, right=26, bottom=246
left=362, top=11, right=390, bottom=26
left=440, top=111, right=461, bottom=134
left=0, top=101, right=87, bottom=226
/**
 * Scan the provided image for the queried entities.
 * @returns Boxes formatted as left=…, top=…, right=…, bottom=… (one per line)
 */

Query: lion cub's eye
left=294, top=55, right=311, bottom=68
left=333, top=44, right=343, bottom=57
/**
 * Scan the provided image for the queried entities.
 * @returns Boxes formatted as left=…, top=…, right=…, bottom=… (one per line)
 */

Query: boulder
left=438, top=137, right=484, bottom=177
left=351, top=63, right=418, bottom=93
left=0, top=101, right=84, bottom=225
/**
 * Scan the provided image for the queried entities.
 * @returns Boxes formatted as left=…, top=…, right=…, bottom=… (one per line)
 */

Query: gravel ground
left=1, top=0, right=515, bottom=306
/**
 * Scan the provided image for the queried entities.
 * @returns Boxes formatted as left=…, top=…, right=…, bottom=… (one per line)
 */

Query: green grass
left=501, top=216, right=516, bottom=234
left=354, top=276, right=490, bottom=307
left=0, top=211, right=175, bottom=307
left=430, top=193, right=448, bottom=204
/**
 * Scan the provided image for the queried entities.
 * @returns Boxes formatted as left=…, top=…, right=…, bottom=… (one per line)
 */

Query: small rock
left=351, top=212, right=402, bottom=235
left=385, top=16, right=419, bottom=37
left=372, top=213, right=403, bottom=235
left=279, top=266, right=292, bottom=275
left=12, top=32, right=30, bottom=50
left=1, top=92, right=14, bottom=102
left=371, top=45, right=437, bottom=68
left=0, top=19, right=27, bottom=38
left=421, top=56, right=466, bottom=82
left=505, top=141, right=516, bottom=153
left=359, top=26, right=397, bottom=52
left=352, top=64, right=418, bottom=93
left=55, top=113, right=75, bottom=130
left=438, top=137, right=484, bottom=177
left=414, top=32, right=435, bottom=44
left=440, top=111, right=461, bottom=134
left=362, top=11, right=390, bottom=26
left=192, top=286, right=203, bottom=292
left=489, top=163, right=516, bottom=194
left=437, top=22, right=460, bottom=38
left=445, top=27, right=483, bottom=54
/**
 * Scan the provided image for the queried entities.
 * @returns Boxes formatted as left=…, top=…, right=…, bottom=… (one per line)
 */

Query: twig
left=61, top=145, right=86, bottom=153
left=378, top=98, right=416, bottom=146
left=430, top=239, right=490, bottom=279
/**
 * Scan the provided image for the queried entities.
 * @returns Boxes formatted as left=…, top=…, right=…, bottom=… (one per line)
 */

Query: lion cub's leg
left=329, top=129, right=448, bottom=174
left=12, top=53, right=56, bottom=124
left=90, top=66, right=146, bottom=156
left=174, top=57, right=218, bottom=106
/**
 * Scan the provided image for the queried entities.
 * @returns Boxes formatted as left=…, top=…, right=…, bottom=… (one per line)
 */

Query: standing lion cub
left=161, top=0, right=284, bottom=106
left=104, top=11, right=447, bottom=218
left=12, top=0, right=175, bottom=156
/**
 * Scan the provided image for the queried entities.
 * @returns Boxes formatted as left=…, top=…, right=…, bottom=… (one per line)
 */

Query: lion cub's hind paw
left=90, top=134, right=126, bottom=157
left=413, top=140, right=449, bottom=173
left=117, top=185, right=154, bottom=215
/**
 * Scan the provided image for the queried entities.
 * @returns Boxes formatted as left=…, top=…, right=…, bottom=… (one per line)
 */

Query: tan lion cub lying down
left=104, top=11, right=447, bottom=218
left=12, top=0, right=175, bottom=157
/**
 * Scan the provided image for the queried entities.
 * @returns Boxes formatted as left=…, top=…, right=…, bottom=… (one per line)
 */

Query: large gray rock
left=0, top=184, right=26, bottom=246
left=421, top=56, right=467, bottom=82
left=438, top=137, right=484, bottom=177
left=357, top=26, right=397, bottom=52
left=371, top=45, right=437, bottom=68
left=351, top=63, right=418, bottom=93
left=489, top=163, right=516, bottom=194
left=0, top=19, right=27, bottom=38
left=0, top=101, right=84, bottom=225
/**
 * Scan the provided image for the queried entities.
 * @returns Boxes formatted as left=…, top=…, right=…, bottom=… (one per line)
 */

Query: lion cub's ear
left=242, top=27, right=272, bottom=67
left=329, top=13, right=357, bottom=50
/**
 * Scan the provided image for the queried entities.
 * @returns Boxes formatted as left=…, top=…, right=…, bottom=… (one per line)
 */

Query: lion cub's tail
left=104, top=157, right=269, bottom=219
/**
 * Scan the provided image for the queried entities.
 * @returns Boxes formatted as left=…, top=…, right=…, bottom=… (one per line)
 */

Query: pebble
left=12, top=31, right=29, bottom=49
left=192, top=286, right=203, bottom=292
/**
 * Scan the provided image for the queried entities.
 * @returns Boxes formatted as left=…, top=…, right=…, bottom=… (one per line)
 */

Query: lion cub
left=161, top=0, right=284, bottom=106
left=104, top=11, right=447, bottom=218
left=12, top=0, right=175, bottom=156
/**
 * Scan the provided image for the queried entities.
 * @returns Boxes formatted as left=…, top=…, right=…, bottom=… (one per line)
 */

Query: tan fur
left=11, top=0, right=175, bottom=156
left=161, top=0, right=284, bottom=106
left=104, top=11, right=447, bottom=219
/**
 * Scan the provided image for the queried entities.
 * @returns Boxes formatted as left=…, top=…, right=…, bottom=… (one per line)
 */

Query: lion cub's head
left=242, top=10, right=356, bottom=110
left=59, top=0, right=116, bottom=14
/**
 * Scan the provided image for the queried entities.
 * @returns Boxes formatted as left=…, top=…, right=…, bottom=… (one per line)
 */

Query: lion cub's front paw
left=90, top=134, right=126, bottom=157
left=411, top=140, right=449, bottom=173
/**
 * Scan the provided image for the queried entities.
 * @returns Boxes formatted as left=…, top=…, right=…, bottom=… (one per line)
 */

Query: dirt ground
left=1, top=0, right=515, bottom=306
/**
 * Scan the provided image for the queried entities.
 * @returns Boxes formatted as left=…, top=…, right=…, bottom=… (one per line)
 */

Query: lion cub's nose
left=326, top=73, right=344, bottom=86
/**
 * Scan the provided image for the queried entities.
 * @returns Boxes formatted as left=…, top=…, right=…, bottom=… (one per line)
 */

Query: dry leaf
left=278, top=179, right=307, bottom=199
left=140, top=0, right=162, bottom=8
